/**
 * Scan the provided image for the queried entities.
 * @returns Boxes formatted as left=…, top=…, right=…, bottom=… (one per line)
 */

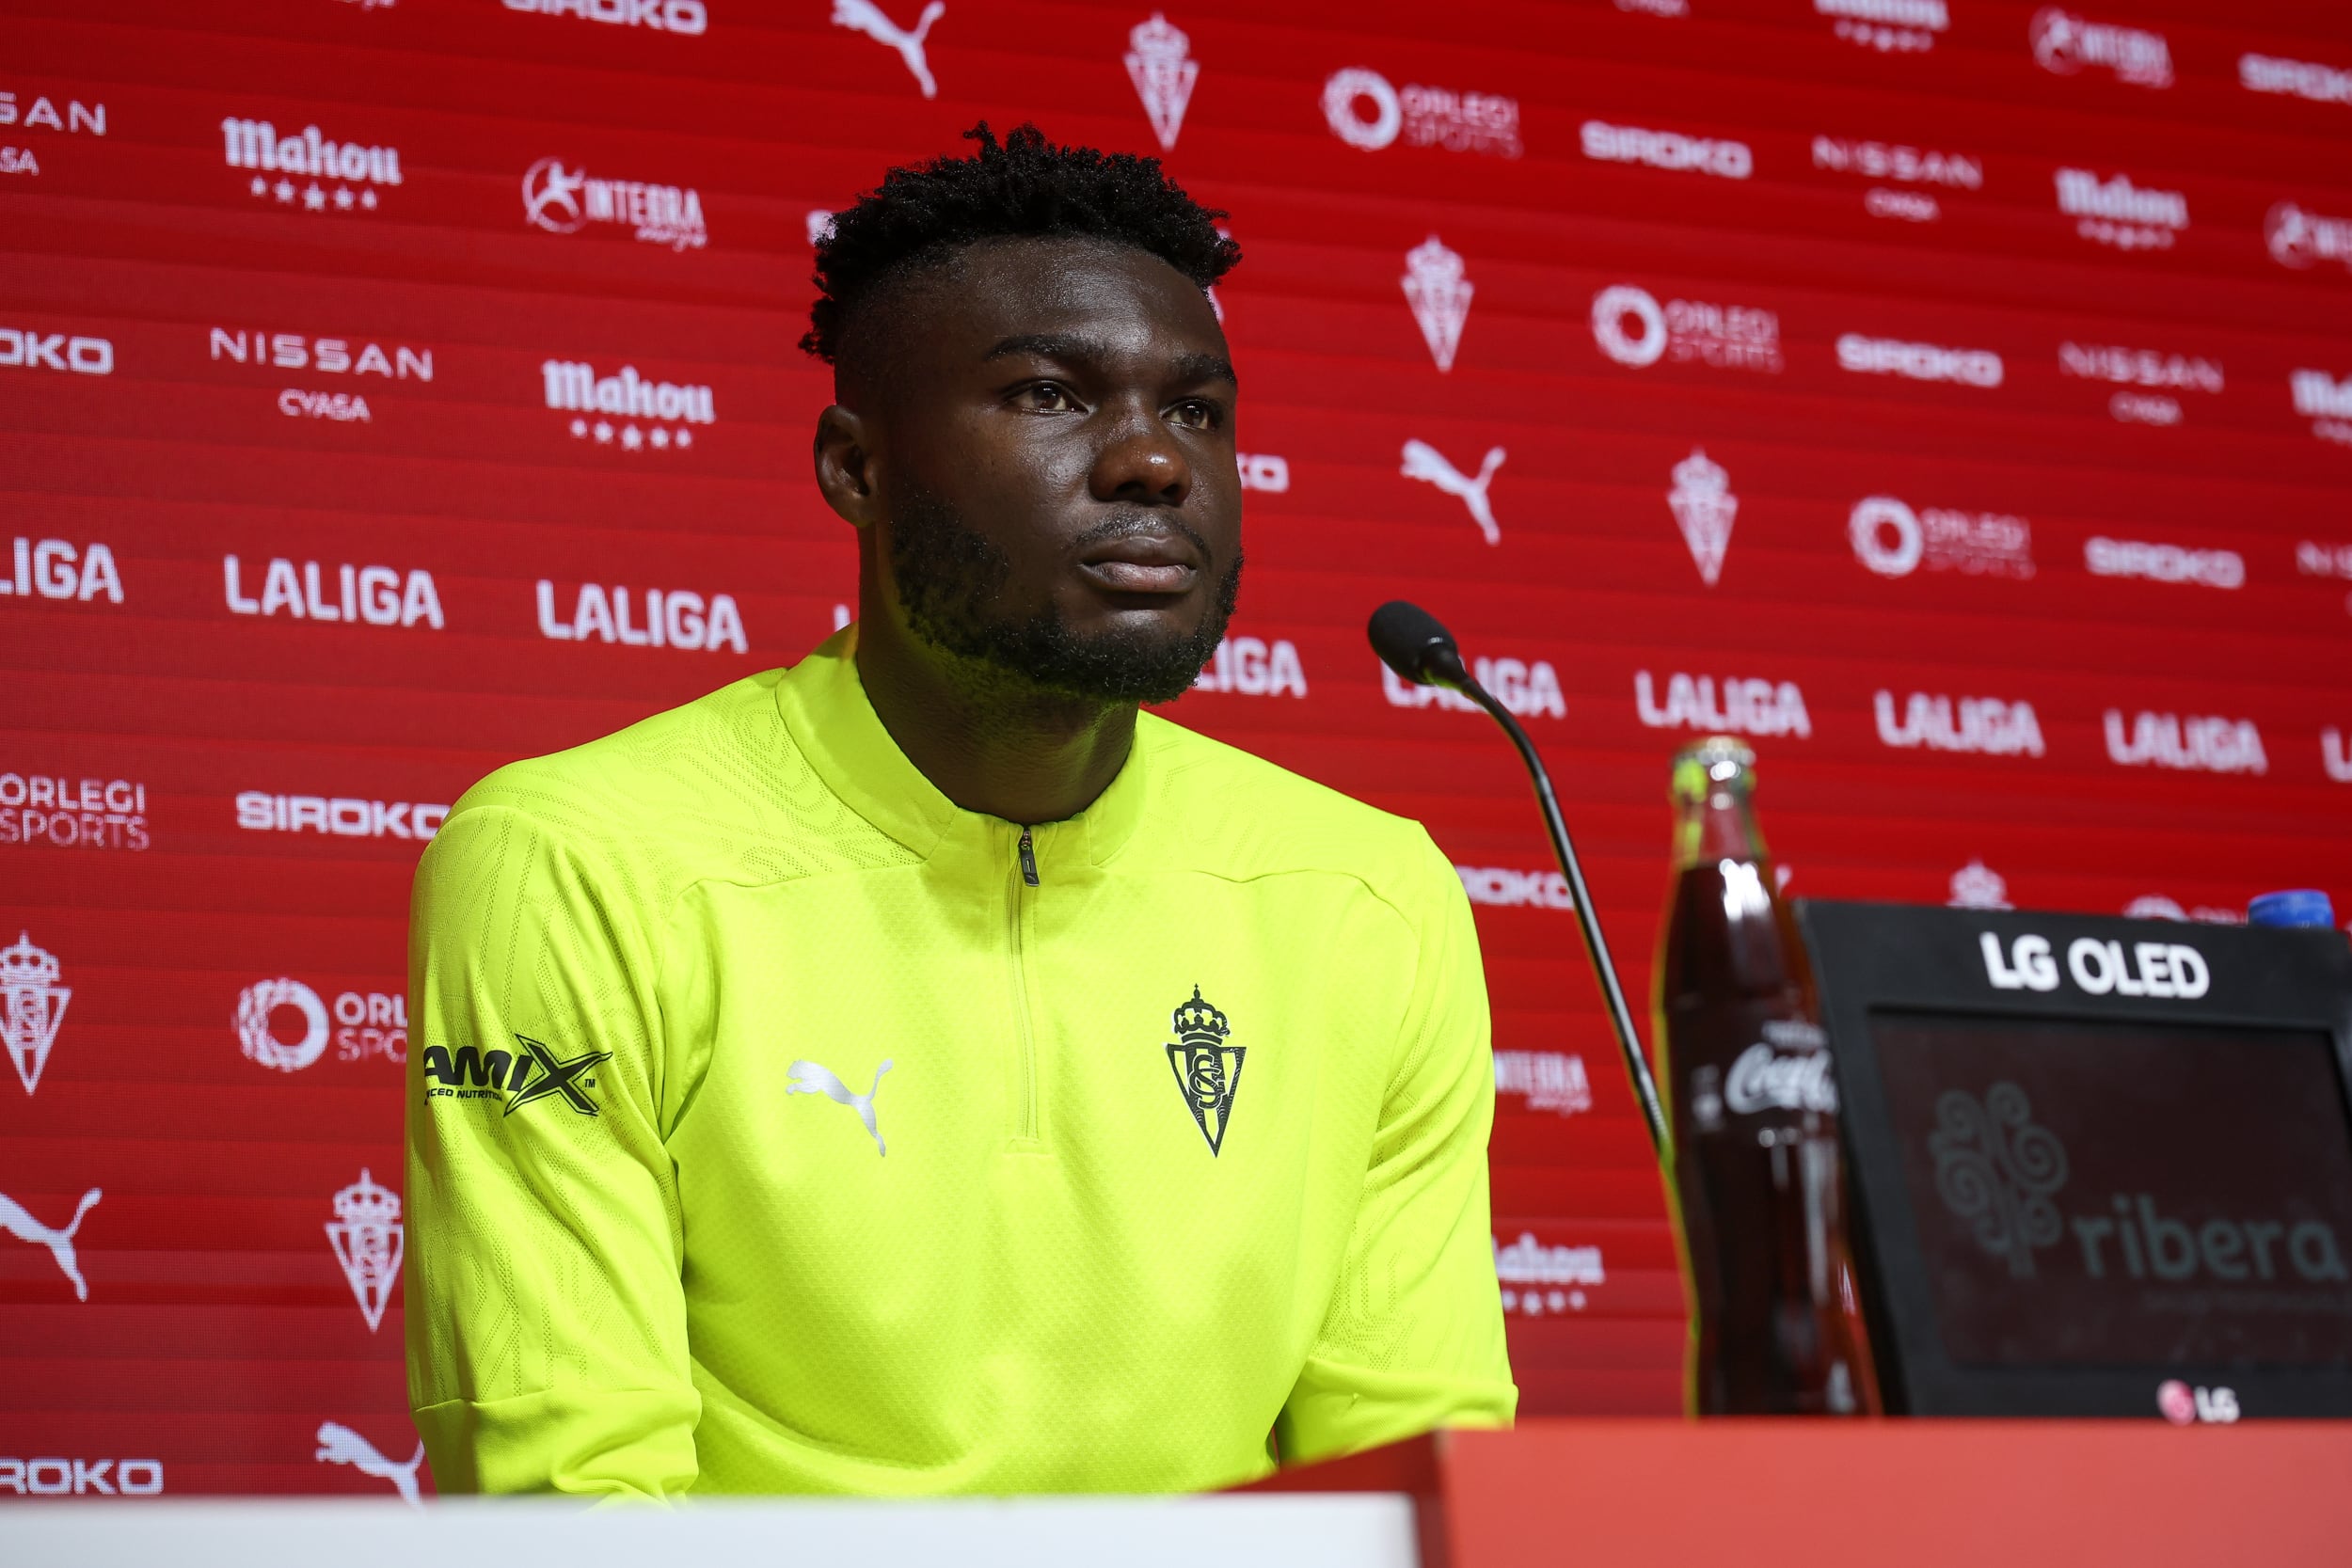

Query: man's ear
left=814, top=404, right=882, bottom=528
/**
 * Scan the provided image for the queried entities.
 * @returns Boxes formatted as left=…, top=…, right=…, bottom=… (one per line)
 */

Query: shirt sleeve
left=1276, top=832, right=1518, bottom=1466
left=405, top=797, right=700, bottom=1497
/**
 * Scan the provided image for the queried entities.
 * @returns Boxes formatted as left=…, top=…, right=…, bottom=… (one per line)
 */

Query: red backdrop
left=4, top=0, right=2351, bottom=1498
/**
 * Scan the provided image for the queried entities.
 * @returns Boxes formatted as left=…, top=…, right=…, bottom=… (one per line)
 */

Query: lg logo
left=2157, top=1379, right=2238, bottom=1425
left=1979, top=931, right=2211, bottom=999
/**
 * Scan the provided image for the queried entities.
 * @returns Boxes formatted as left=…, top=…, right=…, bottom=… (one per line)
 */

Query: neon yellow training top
left=405, top=628, right=1515, bottom=1497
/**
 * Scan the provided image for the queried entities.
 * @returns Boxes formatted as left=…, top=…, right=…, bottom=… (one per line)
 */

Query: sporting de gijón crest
left=1165, top=987, right=1245, bottom=1156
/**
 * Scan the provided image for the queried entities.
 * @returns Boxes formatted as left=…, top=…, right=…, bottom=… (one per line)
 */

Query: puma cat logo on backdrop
left=789, top=1058, right=894, bottom=1155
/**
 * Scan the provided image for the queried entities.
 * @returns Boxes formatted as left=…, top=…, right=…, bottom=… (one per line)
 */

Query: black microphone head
left=1367, top=600, right=1470, bottom=689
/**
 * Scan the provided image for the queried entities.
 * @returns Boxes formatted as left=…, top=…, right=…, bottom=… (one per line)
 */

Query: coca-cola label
left=1724, top=1039, right=1839, bottom=1115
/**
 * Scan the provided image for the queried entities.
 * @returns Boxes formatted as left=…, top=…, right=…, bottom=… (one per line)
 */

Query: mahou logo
left=522, top=157, right=707, bottom=250
left=1125, top=13, right=1197, bottom=151
left=221, top=118, right=403, bottom=214
left=1322, top=68, right=1521, bottom=159
left=1816, top=0, right=1946, bottom=55
left=1591, top=285, right=1781, bottom=374
left=2104, top=710, right=2267, bottom=775
left=2029, top=8, right=2172, bottom=88
left=1493, top=1232, right=1604, bottom=1317
left=1401, top=236, right=1473, bottom=372
left=326, top=1170, right=403, bottom=1333
left=2266, top=202, right=2352, bottom=273
left=2055, top=168, right=2187, bottom=251
left=1, top=932, right=70, bottom=1094
left=543, top=359, right=712, bottom=451
left=1637, top=671, right=1811, bottom=738
left=1193, top=635, right=1306, bottom=698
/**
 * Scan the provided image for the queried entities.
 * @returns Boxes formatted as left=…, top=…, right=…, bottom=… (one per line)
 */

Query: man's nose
left=1089, top=401, right=1192, bottom=505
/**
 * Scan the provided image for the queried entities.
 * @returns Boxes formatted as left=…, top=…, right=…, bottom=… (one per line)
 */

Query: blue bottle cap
left=2247, top=890, right=2337, bottom=928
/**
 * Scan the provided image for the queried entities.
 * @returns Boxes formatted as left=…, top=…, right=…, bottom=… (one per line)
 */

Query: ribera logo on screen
left=1383, top=655, right=1564, bottom=719
left=1591, top=285, right=1781, bottom=374
left=1192, top=635, right=1305, bottom=698
left=1637, top=671, right=1811, bottom=738
left=2059, top=341, right=2221, bottom=428
left=2055, top=167, right=2187, bottom=251
left=223, top=556, right=442, bottom=628
left=0, top=772, right=148, bottom=852
left=535, top=581, right=747, bottom=652
left=502, top=0, right=707, bottom=33
left=2104, top=711, right=2266, bottom=775
left=1816, top=0, right=1945, bottom=55
left=1930, top=1082, right=2344, bottom=1307
left=543, top=358, right=713, bottom=451
left=1581, top=119, right=1750, bottom=179
left=236, top=977, right=407, bottom=1072
left=1321, top=68, right=1521, bottom=160
left=1, top=88, right=105, bottom=178
left=221, top=117, right=402, bottom=214
left=2029, top=8, right=2171, bottom=88
left=522, top=157, right=706, bottom=250
left=1850, top=497, right=2034, bottom=579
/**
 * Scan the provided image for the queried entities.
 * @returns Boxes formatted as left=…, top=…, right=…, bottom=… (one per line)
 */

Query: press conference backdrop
left=4, top=0, right=2352, bottom=1499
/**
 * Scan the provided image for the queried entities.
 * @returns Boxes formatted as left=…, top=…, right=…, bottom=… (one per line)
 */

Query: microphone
left=1368, top=601, right=1671, bottom=1161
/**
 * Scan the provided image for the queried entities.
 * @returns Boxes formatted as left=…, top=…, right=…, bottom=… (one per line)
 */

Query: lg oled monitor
left=1797, top=900, right=2352, bottom=1419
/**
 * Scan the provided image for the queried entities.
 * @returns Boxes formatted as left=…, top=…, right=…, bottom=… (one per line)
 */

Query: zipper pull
left=1017, top=826, right=1040, bottom=887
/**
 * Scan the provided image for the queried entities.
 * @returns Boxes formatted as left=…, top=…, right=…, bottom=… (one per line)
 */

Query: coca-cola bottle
left=1653, top=736, right=1877, bottom=1415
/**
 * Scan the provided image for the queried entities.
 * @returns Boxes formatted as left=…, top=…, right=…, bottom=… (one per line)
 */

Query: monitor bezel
left=1795, top=899, right=2352, bottom=1418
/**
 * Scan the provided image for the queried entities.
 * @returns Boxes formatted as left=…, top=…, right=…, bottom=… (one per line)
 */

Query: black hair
left=800, top=122, right=1241, bottom=365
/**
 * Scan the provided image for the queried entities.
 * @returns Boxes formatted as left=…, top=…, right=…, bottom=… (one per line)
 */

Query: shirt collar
left=773, top=625, right=1152, bottom=866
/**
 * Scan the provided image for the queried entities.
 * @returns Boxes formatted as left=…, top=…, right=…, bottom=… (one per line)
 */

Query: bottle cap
left=1671, top=736, right=1756, bottom=803
left=2247, top=890, right=2336, bottom=928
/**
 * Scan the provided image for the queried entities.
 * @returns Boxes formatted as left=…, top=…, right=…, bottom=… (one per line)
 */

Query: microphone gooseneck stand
left=1367, top=600, right=1672, bottom=1164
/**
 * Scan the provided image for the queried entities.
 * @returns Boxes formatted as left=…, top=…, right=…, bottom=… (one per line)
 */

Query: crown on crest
left=1171, top=986, right=1230, bottom=1045
left=331, top=1168, right=403, bottom=1228
left=1129, top=11, right=1190, bottom=62
left=1672, top=447, right=1728, bottom=499
left=1405, top=235, right=1465, bottom=288
left=1949, top=859, right=2010, bottom=909
left=0, top=933, right=59, bottom=989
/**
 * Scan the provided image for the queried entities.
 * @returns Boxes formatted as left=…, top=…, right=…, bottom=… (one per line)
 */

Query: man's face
left=847, top=237, right=1243, bottom=705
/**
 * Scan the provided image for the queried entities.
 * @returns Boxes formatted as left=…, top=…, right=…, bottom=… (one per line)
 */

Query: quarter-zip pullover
left=405, top=627, right=1515, bottom=1497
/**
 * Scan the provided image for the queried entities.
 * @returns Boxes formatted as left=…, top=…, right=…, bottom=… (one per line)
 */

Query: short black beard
left=889, top=486, right=1241, bottom=706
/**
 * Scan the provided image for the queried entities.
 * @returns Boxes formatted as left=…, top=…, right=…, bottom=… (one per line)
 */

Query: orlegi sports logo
left=235, top=977, right=407, bottom=1071
left=1591, top=284, right=1781, bottom=374
left=422, top=1034, right=612, bottom=1117
left=221, top=117, right=402, bottom=214
left=502, top=0, right=708, bottom=33
left=0, top=770, right=149, bottom=853
left=1851, top=496, right=2034, bottom=579
left=2055, top=167, right=2187, bottom=252
left=1322, top=67, right=1521, bottom=159
left=522, top=157, right=706, bottom=250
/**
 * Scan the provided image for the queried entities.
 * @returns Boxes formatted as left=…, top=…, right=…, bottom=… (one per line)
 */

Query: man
left=406, top=123, right=1514, bottom=1497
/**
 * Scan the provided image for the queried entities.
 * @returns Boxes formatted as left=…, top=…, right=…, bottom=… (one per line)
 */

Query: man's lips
left=1074, top=531, right=1202, bottom=594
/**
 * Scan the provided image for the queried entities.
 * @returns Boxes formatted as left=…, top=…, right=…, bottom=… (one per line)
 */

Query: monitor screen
left=1870, top=1012, right=2352, bottom=1371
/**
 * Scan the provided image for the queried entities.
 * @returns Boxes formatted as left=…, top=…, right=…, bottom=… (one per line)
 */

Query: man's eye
left=1016, top=383, right=1079, bottom=412
left=1169, top=400, right=1220, bottom=430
